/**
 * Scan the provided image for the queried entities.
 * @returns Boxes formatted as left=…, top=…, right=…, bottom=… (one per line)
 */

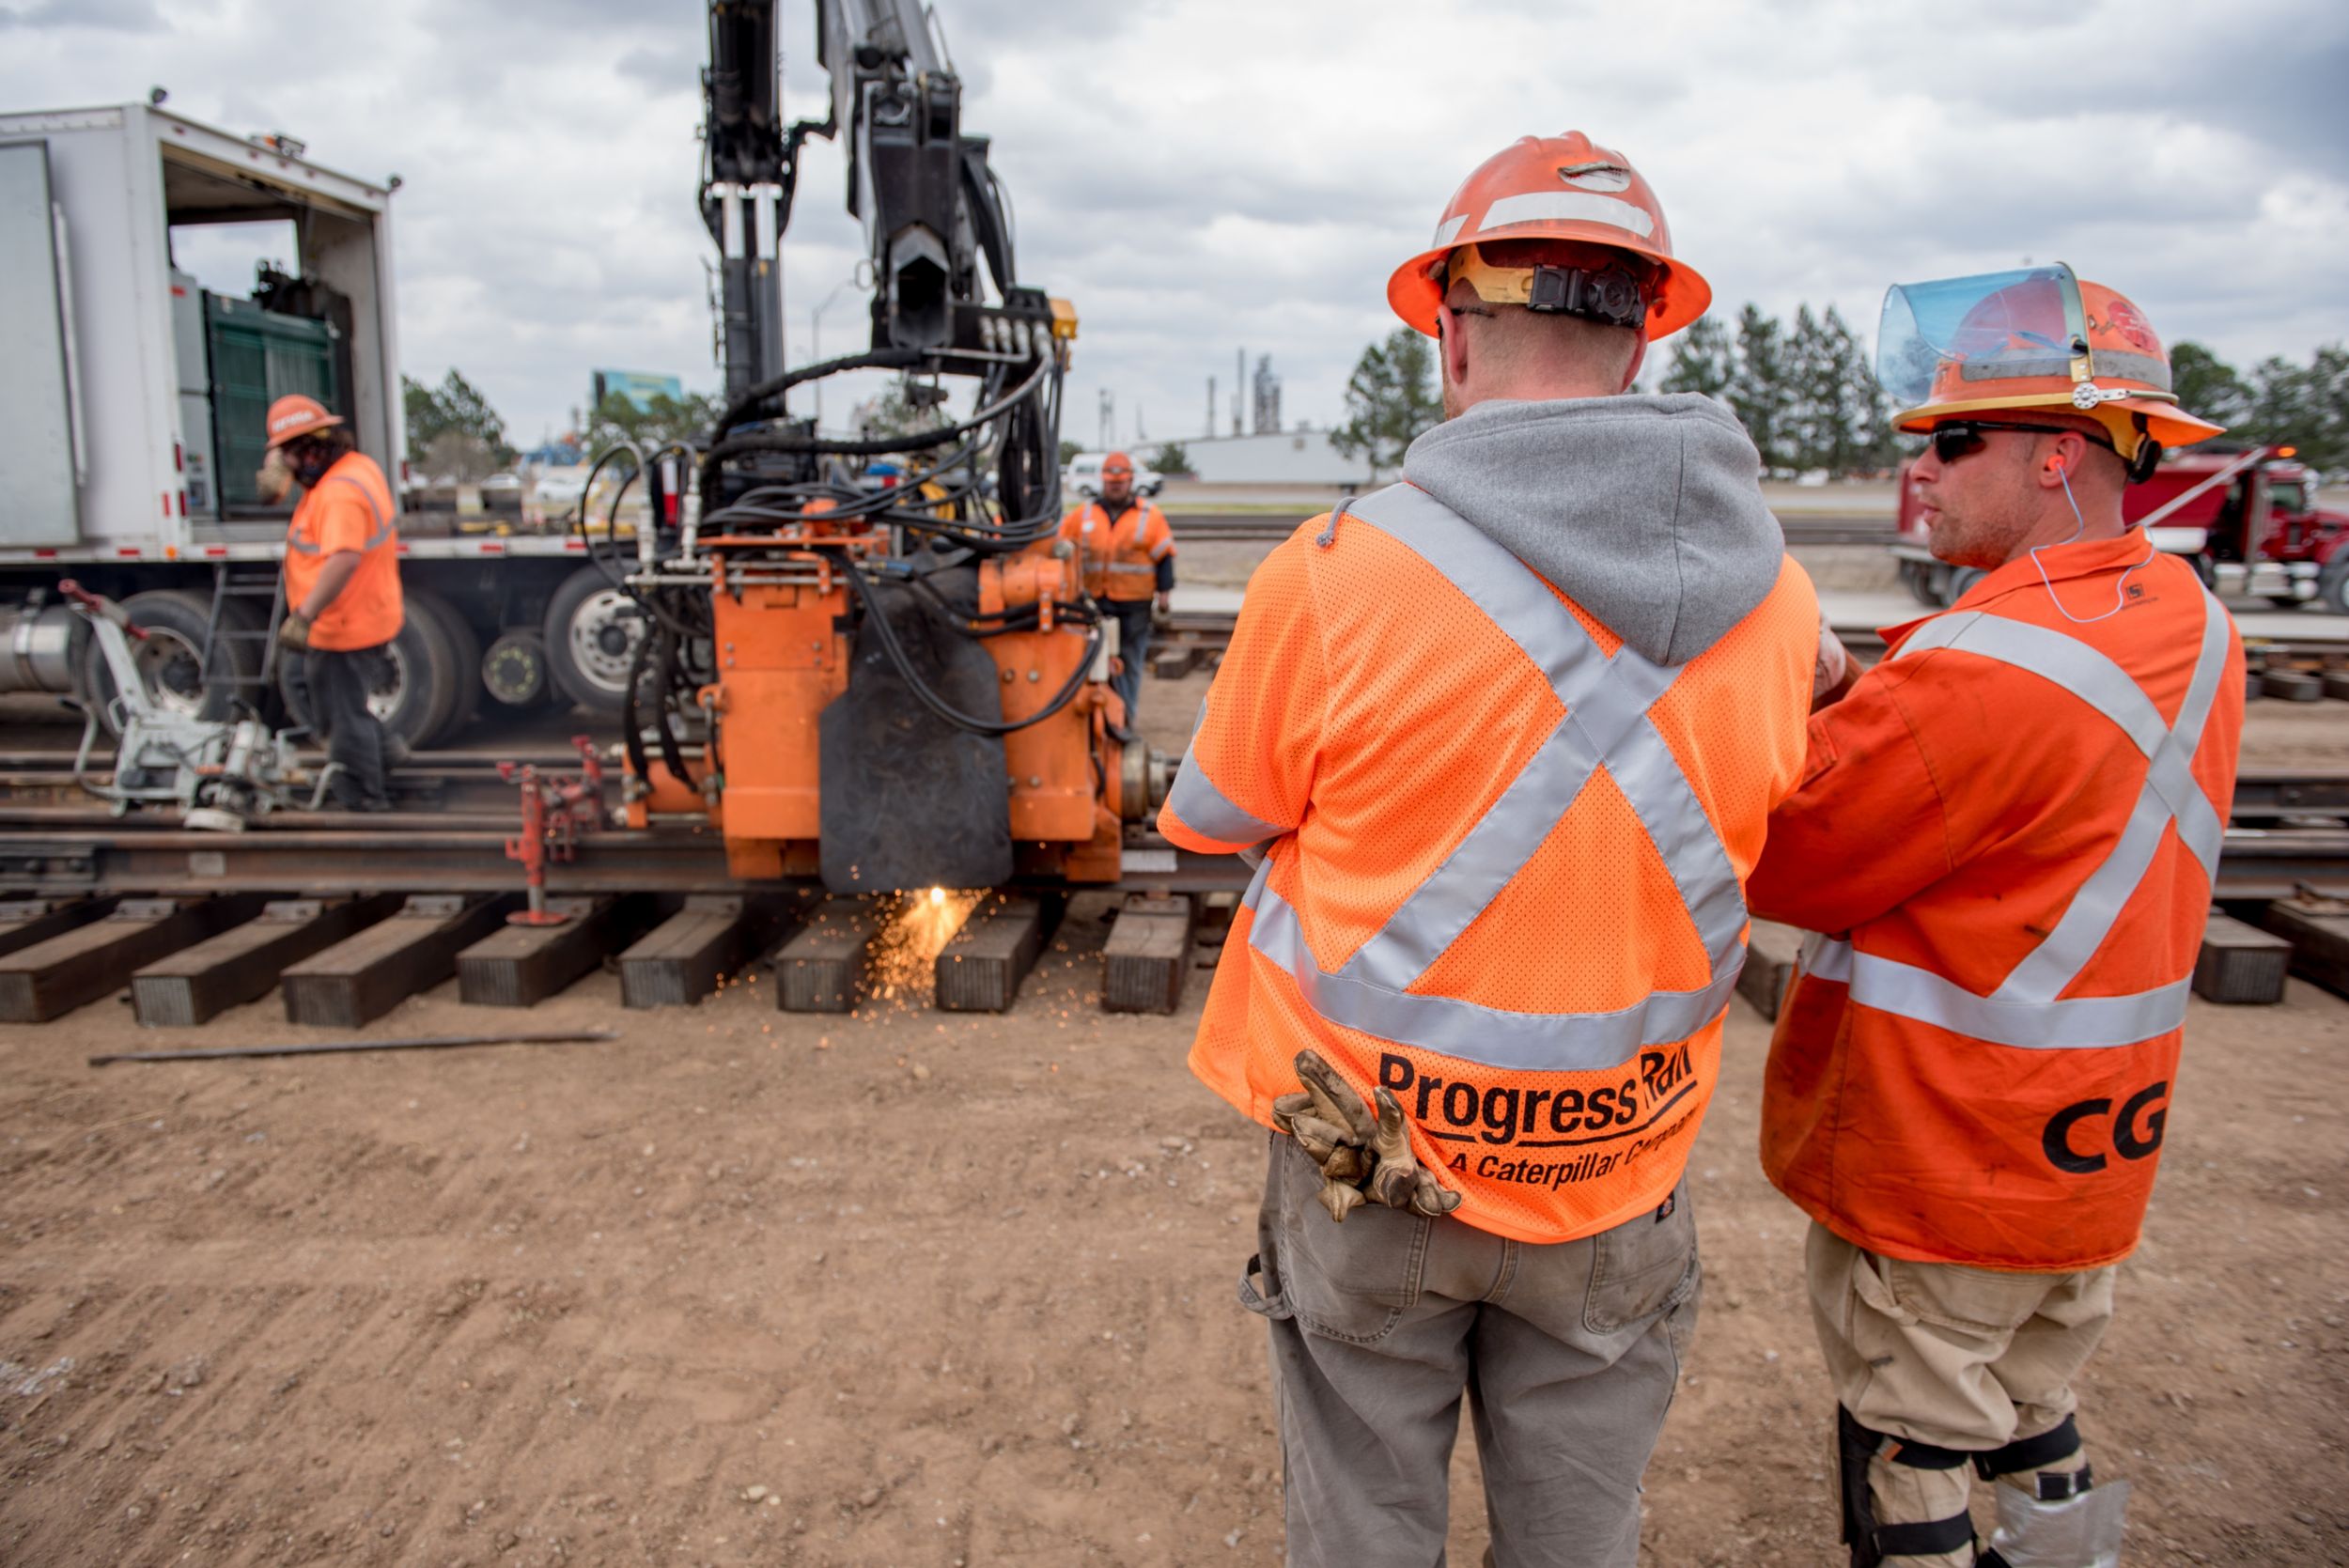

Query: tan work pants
left=1807, top=1223, right=2114, bottom=1566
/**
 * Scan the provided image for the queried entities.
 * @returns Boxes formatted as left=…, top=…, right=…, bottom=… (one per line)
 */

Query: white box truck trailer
left=0, top=103, right=649, bottom=745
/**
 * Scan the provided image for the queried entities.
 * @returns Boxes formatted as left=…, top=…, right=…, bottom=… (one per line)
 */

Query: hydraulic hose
left=840, top=558, right=1099, bottom=737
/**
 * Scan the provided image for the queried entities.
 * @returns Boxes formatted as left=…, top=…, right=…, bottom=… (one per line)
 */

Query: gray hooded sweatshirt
left=1400, top=393, right=1784, bottom=666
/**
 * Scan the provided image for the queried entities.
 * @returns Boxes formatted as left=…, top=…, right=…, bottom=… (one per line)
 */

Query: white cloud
left=0, top=0, right=2338, bottom=449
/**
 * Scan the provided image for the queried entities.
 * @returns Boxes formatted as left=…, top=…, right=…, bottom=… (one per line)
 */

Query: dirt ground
left=2, top=581, right=2346, bottom=1566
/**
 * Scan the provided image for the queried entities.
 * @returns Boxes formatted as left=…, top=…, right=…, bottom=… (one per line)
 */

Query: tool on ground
left=499, top=736, right=606, bottom=925
left=1274, top=1049, right=1461, bottom=1222
left=89, top=1028, right=620, bottom=1066
left=58, top=580, right=333, bottom=830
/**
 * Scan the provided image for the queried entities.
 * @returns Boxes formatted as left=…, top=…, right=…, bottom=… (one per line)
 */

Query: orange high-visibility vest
left=286, top=452, right=403, bottom=651
left=1158, top=483, right=1819, bottom=1244
left=1750, top=540, right=2245, bottom=1271
left=1059, top=498, right=1173, bottom=601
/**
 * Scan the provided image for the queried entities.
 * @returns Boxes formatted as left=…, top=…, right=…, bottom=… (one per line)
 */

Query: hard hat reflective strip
left=1896, top=599, right=2230, bottom=1007
left=1332, top=484, right=1747, bottom=993
left=1431, top=213, right=1470, bottom=248
left=1478, top=191, right=1657, bottom=240
left=1235, top=481, right=1747, bottom=1074
left=1801, top=592, right=2232, bottom=1049
left=1956, top=349, right=2172, bottom=392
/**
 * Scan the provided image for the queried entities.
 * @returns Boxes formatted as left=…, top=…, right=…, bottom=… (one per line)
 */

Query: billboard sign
left=591, top=369, right=685, bottom=412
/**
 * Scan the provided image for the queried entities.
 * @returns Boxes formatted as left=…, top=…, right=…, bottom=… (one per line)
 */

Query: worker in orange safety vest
left=1747, top=266, right=2242, bottom=1568
left=1056, top=451, right=1173, bottom=723
left=1158, top=133, right=1827, bottom=1567
left=268, top=394, right=406, bottom=811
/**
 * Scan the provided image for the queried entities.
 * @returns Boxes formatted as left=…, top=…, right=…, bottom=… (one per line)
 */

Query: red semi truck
left=1892, top=445, right=2349, bottom=612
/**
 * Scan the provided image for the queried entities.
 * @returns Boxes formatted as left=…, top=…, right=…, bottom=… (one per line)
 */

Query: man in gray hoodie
left=1158, top=134, right=1822, bottom=1567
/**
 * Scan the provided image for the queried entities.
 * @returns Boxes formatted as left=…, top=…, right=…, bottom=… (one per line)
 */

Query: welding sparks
left=866, top=888, right=985, bottom=1001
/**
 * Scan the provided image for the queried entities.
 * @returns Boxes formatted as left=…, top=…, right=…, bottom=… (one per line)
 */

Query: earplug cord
left=2030, top=461, right=2155, bottom=625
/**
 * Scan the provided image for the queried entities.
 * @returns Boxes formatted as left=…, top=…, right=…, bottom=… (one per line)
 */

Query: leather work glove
left=1274, top=1049, right=1461, bottom=1223
left=256, top=449, right=295, bottom=505
left=277, top=612, right=312, bottom=650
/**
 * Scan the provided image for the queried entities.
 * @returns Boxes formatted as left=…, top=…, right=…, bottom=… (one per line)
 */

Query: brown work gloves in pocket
left=1272, top=1049, right=1462, bottom=1223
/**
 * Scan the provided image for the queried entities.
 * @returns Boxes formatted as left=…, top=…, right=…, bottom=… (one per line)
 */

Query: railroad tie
left=457, top=895, right=658, bottom=1008
left=131, top=893, right=405, bottom=1028
left=935, top=893, right=1063, bottom=1014
left=0, top=895, right=265, bottom=1024
left=1101, top=893, right=1197, bottom=1015
left=775, top=898, right=883, bottom=1014
left=280, top=894, right=519, bottom=1029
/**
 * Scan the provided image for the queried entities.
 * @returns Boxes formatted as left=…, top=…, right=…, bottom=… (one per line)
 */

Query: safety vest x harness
left=1080, top=500, right=1169, bottom=581
left=1167, top=481, right=1748, bottom=1072
left=288, top=474, right=396, bottom=555
left=1803, top=589, right=2232, bottom=1048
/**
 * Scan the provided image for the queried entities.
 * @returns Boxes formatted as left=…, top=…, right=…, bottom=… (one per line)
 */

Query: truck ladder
left=197, top=561, right=287, bottom=712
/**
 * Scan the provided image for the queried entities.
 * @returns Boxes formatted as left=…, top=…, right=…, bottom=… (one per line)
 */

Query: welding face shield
left=1875, top=263, right=2222, bottom=478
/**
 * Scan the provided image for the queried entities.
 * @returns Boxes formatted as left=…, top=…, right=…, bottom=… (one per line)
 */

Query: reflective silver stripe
left=1808, top=592, right=2232, bottom=1046
left=1166, top=752, right=1285, bottom=849
left=293, top=474, right=394, bottom=554
left=1849, top=951, right=2189, bottom=1049
left=1251, top=880, right=1744, bottom=1073
left=1478, top=191, right=1657, bottom=240
left=1802, top=933, right=1854, bottom=983
left=1237, top=482, right=1745, bottom=1071
left=1335, top=484, right=1746, bottom=991
left=1105, top=562, right=1156, bottom=575
left=1430, top=213, right=1469, bottom=248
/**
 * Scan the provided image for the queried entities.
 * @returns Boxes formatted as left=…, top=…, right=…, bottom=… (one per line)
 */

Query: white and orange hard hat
left=1877, top=264, right=2225, bottom=463
left=263, top=394, right=344, bottom=449
left=1387, top=132, right=1711, bottom=341
left=1100, top=450, right=1134, bottom=477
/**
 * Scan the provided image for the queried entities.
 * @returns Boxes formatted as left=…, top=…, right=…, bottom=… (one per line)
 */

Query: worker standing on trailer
left=1058, top=451, right=1173, bottom=722
left=267, top=394, right=404, bottom=812
left=1748, top=268, right=2240, bottom=1568
left=1158, top=134, right=1827, bottom=1567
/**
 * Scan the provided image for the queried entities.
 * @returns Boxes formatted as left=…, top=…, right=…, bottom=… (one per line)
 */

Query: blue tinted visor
left=1875, top=264, right=2086, bottom=408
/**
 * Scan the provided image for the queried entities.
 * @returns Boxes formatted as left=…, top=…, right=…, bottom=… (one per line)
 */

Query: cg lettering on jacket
left=1379, top=1048, right=1702, bottom=1187
left=2041, top=1081, right=2168, bottom=1174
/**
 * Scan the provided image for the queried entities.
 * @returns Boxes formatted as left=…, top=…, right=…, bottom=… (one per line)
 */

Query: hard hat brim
left=1893, top=394, right=2227, bottom=452
left=1386, top=241, right=1711, bottom=341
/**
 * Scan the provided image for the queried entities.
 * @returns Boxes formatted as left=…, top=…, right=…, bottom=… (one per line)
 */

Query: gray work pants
left=1244, top=1135, right=1699, bottom=1568
left=295, top=644, right=393, bottom=809
left=1109, top=598, right=1153, bottom=723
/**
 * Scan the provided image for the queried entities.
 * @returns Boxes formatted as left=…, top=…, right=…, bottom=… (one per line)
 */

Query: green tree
left=1659, top=316, right=1735, bottom=400
left=1148, top=441, right=1193, bottom=476
left=1727, top=304, right=1794, bottom=473
left=2167, top=341, right=2252, bottom=431
left=1058, top=439, right=1083, bottom=467
left=583, top=390, right=727, bottom=456
left=403, top=369, right=516, bottom=468
left=1330, top=328, right=1442, bottom=476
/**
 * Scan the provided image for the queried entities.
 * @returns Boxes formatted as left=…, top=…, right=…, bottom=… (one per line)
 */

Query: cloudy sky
left=5, top=0, right=2343, bottom=455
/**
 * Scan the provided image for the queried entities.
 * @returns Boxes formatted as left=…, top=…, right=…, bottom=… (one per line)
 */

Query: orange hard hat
left=264, top=394, right=344, bottom=449
left=1387, top=132, right=1711, bottom=341
left=1877, top=265, right=2223, bottom=462
left=1101, top=451, right=1134, bottom=476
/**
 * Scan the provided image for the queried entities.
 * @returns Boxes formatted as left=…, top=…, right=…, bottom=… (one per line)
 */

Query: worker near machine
left=1748, top=268, right=2240, bottom=1568
left=1057, top=451, right=1172, bottom=722
left=1157, top=134, right=1825, bottom=1566
left=266, top=394, right=404, bottom=812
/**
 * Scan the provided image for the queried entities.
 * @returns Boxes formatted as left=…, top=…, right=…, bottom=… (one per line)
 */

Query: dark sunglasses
left=1926, top=420, right=2119, bottom=465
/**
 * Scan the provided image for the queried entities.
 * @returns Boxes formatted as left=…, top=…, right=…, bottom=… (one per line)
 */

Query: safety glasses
left=1925, top=420, right=2119, bottom=466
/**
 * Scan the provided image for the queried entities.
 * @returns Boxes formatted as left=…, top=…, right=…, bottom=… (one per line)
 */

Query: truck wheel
left=2319, top=557, right=2349, bottom=616
left=275, top=611, right=462, bottom=751
left=81, top=589, right=257, bottom=735
left=406, top=589, right=482, bottom=745
left=1899, top=559, right=1939, bottom=607
left=544, top=566, right=644, bottom=717
left=481, top=629, right=558, bottom=709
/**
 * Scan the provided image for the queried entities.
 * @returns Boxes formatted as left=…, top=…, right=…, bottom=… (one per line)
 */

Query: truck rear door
left=0, top=141, right=82, bottom=545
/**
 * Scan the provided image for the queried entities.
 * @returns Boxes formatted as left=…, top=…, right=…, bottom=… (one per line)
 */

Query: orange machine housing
left=626, top=533, right=1128, bottom=885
